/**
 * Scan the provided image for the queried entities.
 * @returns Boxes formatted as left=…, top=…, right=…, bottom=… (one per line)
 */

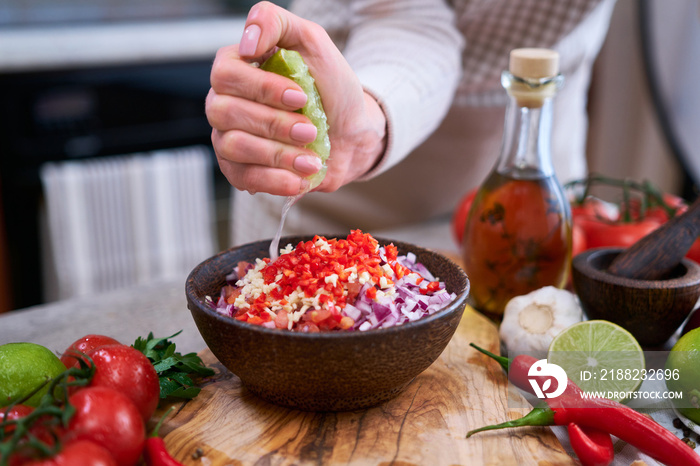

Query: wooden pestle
left=607, top=197, right=700, bottom=280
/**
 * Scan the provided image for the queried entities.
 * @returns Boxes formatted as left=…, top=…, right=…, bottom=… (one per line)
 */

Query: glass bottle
left=461, top=48, right=572, bottom=320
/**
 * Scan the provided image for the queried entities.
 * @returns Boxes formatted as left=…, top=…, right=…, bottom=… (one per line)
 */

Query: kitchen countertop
left=0, top=278, right=204, bottom=354
left=0, top=17, right=246, bottom=73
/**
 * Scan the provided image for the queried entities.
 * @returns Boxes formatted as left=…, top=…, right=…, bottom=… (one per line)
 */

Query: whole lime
left=0, top=342, right=67, bottom=407
left=666, top=327, right=700, bottom=423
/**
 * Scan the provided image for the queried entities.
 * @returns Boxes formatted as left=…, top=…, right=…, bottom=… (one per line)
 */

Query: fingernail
left=239, top=24, right=261, bottom=57
left=282, top=89, right=307, bottom=108
left=290, top=123, right=317, bottom=143
left=293, top=155, right=322, bottom=174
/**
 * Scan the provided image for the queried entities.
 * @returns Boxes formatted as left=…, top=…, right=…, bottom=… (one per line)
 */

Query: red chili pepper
left=144, top=436, right=184, bottom=466
left=470, top=344, right=583, bottom=397
left=466, top=398, right=700, bottom=466
left=470, top=343, right=614, bottom=464
left=568, top=423, right=614, bottom=466
left=144, top=407, right=184, bottom=466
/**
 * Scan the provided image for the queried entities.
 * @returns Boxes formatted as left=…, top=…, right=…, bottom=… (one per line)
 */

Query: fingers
left=239, top=1, right=322, bottom=58
left=212, top=127, right=320, bottom=173
left=210, top=45, right=307, bottom=111
left=212, top=128, right=322, bottom=196
left=206, top=90, right=316, bottom=146
left=219, top=158, right=309, bottom=197
left=207, top=1, right=350, bottom=196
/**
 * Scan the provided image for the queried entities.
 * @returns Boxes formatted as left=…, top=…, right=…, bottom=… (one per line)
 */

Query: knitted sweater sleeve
left=289, top=0, right=464, bottom=180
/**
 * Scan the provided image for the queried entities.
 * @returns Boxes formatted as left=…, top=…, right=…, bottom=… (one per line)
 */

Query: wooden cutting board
left=153, top=305, right=574, bottom=466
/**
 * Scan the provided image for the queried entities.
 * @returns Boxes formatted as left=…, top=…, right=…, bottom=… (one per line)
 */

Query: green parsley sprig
left=132, top=331, right=215, bottom=402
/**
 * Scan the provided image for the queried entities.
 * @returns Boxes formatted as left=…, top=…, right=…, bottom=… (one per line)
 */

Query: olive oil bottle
left=462, top=48, right=572, bottom=319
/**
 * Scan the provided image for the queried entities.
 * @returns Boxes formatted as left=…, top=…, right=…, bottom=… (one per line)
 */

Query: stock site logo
left=528, top=359, right=567, bottom=399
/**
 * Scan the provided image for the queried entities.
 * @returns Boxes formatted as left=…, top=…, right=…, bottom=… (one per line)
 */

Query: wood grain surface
left=153, top=306, right=575, bottom=466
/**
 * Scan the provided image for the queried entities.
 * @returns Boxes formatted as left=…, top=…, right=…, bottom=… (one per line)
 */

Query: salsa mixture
left=208, top=230, right=455, bottom=332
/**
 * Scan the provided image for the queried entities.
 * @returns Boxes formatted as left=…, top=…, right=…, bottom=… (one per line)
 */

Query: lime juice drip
left=269, top=194, right=303, bottom=261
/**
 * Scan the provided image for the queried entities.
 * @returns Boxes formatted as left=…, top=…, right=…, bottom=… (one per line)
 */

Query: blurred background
left=0, top=0, right=697, bottom=312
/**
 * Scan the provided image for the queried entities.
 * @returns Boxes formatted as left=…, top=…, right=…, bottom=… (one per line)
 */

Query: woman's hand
left=206, top=1, right=387, bottom=196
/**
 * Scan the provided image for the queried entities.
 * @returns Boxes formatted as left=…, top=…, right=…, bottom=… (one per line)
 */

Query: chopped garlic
left=379, top=276, right=391, bottom=289
left=358, top=271, right=371, bottom=284
left=382, top=264, right=394, bottom=276
left=325, top=274, right=339, bottom=286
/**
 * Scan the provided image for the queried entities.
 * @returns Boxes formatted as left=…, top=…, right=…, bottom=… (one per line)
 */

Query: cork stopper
left=506, top=48, right=561, bottom=107
left=509, top=48, right=559, bottom=79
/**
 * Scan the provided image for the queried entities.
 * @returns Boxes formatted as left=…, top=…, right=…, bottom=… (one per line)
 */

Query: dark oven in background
left=0, top=61, right=220, bottom=310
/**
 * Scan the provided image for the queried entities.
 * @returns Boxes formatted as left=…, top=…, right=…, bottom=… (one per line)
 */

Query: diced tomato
left=274, top=310, right=289, bottom=329
left=310, top=308, right=332, bottom=323
left=224, top=286, right=241, bottom=304
left=299, top=322, right=320, bottom=333
left=338, top=316, right=355, bottom=330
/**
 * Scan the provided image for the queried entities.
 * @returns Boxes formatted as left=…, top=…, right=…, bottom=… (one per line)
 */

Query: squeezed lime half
left=261, top=48, right=330, bottom=190
left=547, top=320, right=645, bottom=403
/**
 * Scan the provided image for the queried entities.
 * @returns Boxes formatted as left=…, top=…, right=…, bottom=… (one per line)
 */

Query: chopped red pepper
left=365, top=287, right=377, bottom=300
left=420, top=281, right=441, bottom=295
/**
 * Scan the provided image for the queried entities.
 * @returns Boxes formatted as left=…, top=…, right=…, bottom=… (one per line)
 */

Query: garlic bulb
left=499, top=286, right=583, bottom=353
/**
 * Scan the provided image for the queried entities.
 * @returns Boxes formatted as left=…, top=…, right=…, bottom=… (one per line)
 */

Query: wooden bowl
left=186, top=235, right=470, bottom=411
left=572, top=248, right=700, bottom=347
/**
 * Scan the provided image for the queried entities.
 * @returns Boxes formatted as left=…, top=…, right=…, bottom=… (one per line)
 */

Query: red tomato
left=3, top=453, right=33, bottom=466
left=63, top=387, right=145, bottom=466
left=571, top=223, right=587, bottom=258
left=1, top=409, right=65, bottom=466
left=1, top=404, right=33, bottom=433
left=571, top=191, right=700, bottom=261
left=44, top=441, right=117, bottom=466
left=687, top=239, right=700, bottom=264
left=451, top=189, right=477, bottom=247
left=625, top=192, right=687, bottom=223
left=83, top=344, right=160, bottom=422
left=1, top=406, right=40, bottom=466
left=570, top=196, right=619, bottom=223
left=577, top=217, right=662, bottom=250
left=60, top=335, right=123, bottom=369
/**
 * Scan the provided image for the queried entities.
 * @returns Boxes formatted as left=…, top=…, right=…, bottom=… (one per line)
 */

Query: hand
left=206, top=1, right=387, bottom=196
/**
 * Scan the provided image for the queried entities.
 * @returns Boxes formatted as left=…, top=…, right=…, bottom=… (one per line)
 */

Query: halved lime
left=261, top=48, right=330, bottom=190
left=548, top=320, right=645, bottom=403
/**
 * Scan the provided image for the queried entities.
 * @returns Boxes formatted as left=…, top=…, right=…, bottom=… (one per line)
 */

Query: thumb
left=238, top=1, right=311, bottom=58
